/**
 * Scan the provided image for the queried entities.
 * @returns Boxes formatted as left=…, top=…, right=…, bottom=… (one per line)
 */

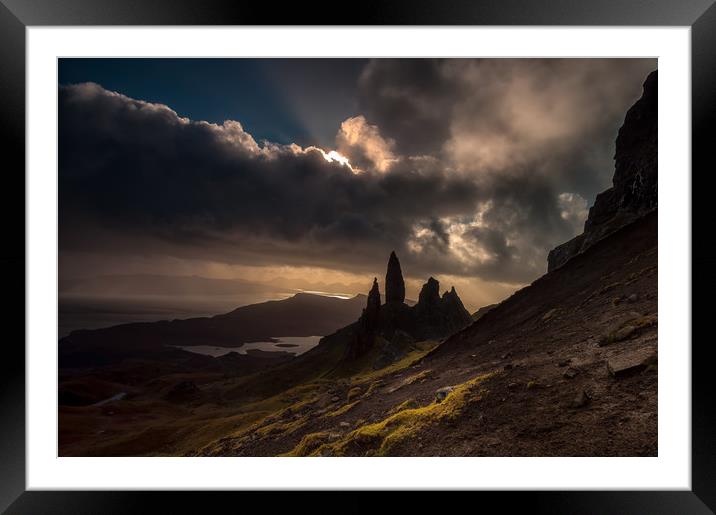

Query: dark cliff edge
left=548, top=70, right=657, bottom=272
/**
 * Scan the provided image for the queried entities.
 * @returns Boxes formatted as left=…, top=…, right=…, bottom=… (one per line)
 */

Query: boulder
left=607, top=348, right=657, bottom=378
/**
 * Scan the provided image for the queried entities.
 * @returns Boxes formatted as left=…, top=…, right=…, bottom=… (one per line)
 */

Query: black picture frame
left=1, top=1, right=711, bottom=512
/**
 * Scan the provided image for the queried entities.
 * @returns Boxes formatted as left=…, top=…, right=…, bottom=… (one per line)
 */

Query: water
left=175, top=335, right=322, bottom=357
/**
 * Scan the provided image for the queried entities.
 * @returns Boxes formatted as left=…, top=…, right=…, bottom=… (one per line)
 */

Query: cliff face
left=548, top=70, right=657, bottom=272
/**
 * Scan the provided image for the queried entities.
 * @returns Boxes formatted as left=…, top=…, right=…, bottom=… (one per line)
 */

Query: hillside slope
left=198, top=211, right=657, bottom=457
left=197, top=70, right=659, bottom=458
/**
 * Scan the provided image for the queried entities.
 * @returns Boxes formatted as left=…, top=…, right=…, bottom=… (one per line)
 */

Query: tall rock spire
left=348, top=277, right=382, bottom=360
left=385, top=251, right=405, bottom=304
left=364, top=277, right=381, bottom=327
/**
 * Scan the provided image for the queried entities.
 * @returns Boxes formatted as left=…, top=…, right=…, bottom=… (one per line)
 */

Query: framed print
left=1, top=0, right=712, bottom=512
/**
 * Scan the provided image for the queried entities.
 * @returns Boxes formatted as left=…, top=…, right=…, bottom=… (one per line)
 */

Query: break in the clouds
left=59, top=58, right=655, bottom=286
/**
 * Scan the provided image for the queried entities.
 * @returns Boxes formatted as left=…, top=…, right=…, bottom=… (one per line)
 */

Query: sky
left=58, top=58, right=656, bottom=312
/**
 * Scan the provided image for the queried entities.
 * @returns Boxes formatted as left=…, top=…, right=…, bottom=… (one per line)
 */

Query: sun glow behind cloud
left=321, top=149, right=352, bottom=169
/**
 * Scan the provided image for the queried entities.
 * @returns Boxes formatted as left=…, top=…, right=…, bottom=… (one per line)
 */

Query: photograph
left=57, top=57, right=659, bottom=458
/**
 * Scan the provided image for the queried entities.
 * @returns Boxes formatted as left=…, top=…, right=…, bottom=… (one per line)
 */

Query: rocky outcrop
left=414, top=281, right=473, bottom=339
left=385, top=251, right=406, bottom=304
left=346, top=253, right=472, bottom=360
left=440, top=287, right=473, bottom=333
left=548, top=70, right=657, bottom=272
left=416, top=277, right=440, bottom=310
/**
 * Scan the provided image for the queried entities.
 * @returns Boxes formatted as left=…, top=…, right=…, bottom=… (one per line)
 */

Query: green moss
left=363, top=380, right=383, bottom=398
left=405, top=369, right=432, bottom=385
left=387, top=398, right=419, bottom=415
left=280, top=432, right=332, bottom=457
left=326, top=401, right=359, bottom=418
left=254, top=414, right=308, bottom=438
left=347, top=386, right=363, bottom=403
left=303, top=372, right=496, bottom=457
left=350, top=341, right=439, bottom=384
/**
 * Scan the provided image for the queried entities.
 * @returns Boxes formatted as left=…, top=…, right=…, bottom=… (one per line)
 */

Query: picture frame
left=1, top=0, right=711, bottom=511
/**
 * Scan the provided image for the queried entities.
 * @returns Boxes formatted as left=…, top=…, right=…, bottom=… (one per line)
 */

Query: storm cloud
left=59, top=58, right=655, bottom=287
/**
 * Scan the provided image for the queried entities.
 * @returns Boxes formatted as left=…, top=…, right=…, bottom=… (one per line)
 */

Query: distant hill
left=59, top=292, right=367, bottom=368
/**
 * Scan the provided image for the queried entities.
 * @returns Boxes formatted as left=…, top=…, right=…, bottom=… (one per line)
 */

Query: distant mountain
left=218, top=292, right=367, bottom=338
left=59, top=292, right=367, bottom=368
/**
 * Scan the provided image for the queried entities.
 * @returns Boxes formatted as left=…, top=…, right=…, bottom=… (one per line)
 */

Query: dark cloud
left=59, top=83, right=482, bottom=279
left=358, top=58, right=655, bottom=194
left=59, top=58, right=655, bottom=285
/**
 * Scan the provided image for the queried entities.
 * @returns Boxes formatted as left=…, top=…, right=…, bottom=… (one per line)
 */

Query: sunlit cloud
left=336, top=115, right=399, bottom=173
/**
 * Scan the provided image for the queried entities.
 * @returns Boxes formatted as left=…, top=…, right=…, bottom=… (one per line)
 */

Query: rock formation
left=385, top=251, right=406, bottom=304
left=346, top=253, right=472, bottom=361
left=440, top=286, right=473, bottom=334
left=414, top=280, right=472, bottom=339
left=347, top=278, right=382, bottom=360
left=364, top=278, right=381, bottom=329
left=548, top=70, right=658, bottom=272
left=416, top=277, right=440, bottom=309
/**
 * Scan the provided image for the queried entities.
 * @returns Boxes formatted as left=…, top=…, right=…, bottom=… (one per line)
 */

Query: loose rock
left=435, top=386, right=455, bottom=403
left=607, top=348, right=657, bottom=379
left=569, top=389, right=591, bottom=408
left=563, top=367, right=579, bottom=379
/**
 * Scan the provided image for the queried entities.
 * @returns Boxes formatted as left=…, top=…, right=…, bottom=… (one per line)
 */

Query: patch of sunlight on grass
left=350, top=340, right=439, bottom=385
left=288, top=371, right=497, bottom=457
